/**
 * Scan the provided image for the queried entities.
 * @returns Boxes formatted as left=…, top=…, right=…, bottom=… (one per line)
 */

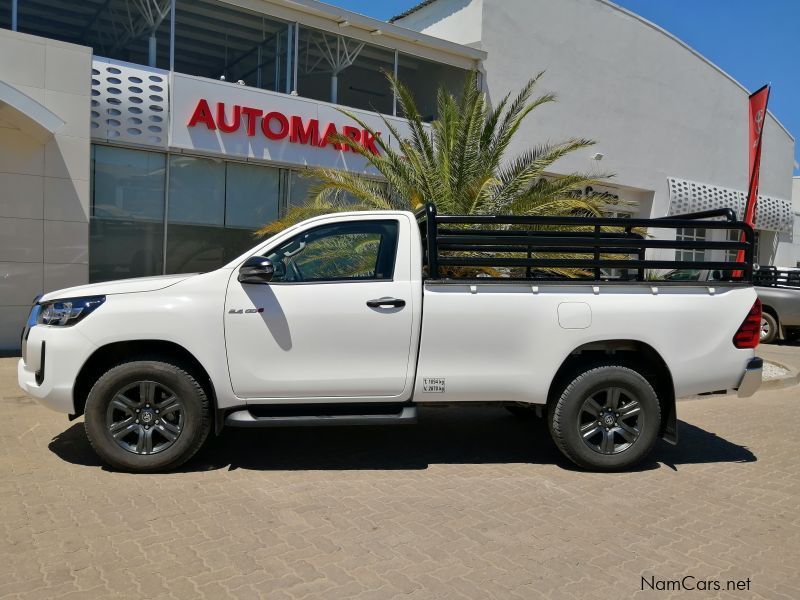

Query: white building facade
left=0, top=0, right=796, bottom=351
left=394, top=0, right=797, bottom=265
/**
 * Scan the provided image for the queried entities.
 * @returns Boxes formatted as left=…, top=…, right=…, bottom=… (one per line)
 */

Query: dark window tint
left=397, top=53, right=469, bottom=121
left=174, top=0, right=292, bottom=93
left=168, top=155, right=225, bottom=226
left=90, top=146, right=165, bottom=282
left=296, top=26, right=395, bottom=114
left=265, top=220, right=398, bottom=283
left=165, top=156, right=283, bottom=274
left=226, top=162, right=281, bottom=228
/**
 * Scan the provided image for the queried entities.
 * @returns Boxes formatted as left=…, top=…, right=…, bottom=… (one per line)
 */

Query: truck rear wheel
left=84, top=359, right=210, bottom=472
left=760, top=312, right=778, bottom=344
left=549, top=365, right=660, bottom=471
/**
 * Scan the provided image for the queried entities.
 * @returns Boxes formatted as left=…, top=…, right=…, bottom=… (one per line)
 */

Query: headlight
left=37, top=296, right=106, bottom=327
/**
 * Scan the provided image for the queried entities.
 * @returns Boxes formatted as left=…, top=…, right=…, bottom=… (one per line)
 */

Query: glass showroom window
left=296, top=26, right=395, bottom=114
left=15, top=0, right=171, bottom=69
left=174, top=0, right=293, bottom=93
left=287, top=170, right=323, bottom=208
left=223, top=161, right=281, bottom=261
left=166, top=156, right=282, bottom=274
left=0, top=0, right=10, bottom=30
left=287, top=170, right=375, bottom=209
left=90, top=145, right=166, bottom=282
left=397, top=53, right=469, bottom=121
left=166, top=155, right=226, bottom=274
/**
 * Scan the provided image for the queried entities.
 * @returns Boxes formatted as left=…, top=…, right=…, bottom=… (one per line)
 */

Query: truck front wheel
left=549, top=365, right=660, bottom=471
left=84, top=359, right=210, bottom=472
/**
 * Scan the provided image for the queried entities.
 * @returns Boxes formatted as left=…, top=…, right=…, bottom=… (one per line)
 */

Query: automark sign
left=187, top=99, right=381, bottom=155
left=170, top=73, right=406, bottom=174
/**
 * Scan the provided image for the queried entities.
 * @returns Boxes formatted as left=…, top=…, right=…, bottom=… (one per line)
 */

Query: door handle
left=366, top=297, right=406, bottom=308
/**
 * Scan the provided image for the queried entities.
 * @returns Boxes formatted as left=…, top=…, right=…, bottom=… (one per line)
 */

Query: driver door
left=224, top=217, right=414, bottom=400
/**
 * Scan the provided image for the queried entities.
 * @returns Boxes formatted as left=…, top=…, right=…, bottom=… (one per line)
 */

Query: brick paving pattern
left=1, top=356, right=798, bottom=599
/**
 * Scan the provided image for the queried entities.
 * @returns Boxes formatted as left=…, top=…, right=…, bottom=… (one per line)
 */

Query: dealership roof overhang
left=0, top=80, right=65, bottom=142
left=667, top=177, right=793, bottom=234
left=256, top=0, right=486, bottom=63
left=14, top=0, right=484, bottom=78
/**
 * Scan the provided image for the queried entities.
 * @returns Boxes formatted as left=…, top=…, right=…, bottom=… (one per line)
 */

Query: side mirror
left=238, top=257, right=274, bottom=284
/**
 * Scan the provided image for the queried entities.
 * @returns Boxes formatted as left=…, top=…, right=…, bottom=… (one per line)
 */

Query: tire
left=84, top=359, right=210, bottom=472
left=549, top=364, right=660, bottom=471
left=760, top=312, right=778, bottom=345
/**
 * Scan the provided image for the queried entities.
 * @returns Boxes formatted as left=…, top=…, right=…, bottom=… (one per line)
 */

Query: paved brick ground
left=1, top=355, right=799, bottom=599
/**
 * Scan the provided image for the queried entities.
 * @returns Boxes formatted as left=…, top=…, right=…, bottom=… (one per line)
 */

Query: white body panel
left=224, top=213, right=421, bottom=401
left=18, top=211, right=757, bottom=419
left=413, top=283, right=757, bottom=403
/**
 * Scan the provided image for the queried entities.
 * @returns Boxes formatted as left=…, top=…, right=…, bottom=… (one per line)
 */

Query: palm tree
left=257, top=71, right=624, bottom=238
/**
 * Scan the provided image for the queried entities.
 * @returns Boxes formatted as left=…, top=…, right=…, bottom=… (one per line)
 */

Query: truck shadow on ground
left=49, top=406, right=755, bottom=473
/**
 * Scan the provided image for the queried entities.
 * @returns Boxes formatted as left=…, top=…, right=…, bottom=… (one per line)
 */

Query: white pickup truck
left=18, top=204, right=763, bottom=472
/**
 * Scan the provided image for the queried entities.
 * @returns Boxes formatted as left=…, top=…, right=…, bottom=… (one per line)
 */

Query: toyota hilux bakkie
left=19, top=205, right=763, bottom=472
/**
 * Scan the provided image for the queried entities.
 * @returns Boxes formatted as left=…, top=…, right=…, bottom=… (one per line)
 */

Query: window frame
left=675, top=227, right=708, bottom=263
left=259, top=218, right=401, bottom=285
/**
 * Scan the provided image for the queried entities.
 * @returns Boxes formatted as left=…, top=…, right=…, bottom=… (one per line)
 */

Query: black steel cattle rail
left=415, top=203, right=754, bottom=282
left=754, top=266, right=800, bottom=289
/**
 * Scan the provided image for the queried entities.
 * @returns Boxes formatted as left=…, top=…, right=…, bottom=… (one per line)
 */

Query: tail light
left=733, top=298, right=762, bottom=349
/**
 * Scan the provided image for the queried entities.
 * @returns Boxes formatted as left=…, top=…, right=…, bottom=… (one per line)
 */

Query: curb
left=760, top=359, right=800, bottom=391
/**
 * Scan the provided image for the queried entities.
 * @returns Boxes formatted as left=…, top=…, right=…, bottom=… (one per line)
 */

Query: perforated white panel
left=91, top=57, right=168, bottom=149
left=667, top=177, right=792, bottom=234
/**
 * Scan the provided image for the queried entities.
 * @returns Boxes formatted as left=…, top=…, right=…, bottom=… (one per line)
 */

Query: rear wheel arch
left=759, top=309, right=779, bottom=344
left=73, top=340, right=217, bottom=424
left=549, top=364, right=661, bottom=470
left=761, top=304, right=779, bottom=322
left=547, top=340, right=676, bottom=441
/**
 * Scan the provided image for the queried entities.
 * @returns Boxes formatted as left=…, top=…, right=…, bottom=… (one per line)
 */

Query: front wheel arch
left=73, top=340, right=217, bottom=426
left=84, top=358, right=211, bottom=471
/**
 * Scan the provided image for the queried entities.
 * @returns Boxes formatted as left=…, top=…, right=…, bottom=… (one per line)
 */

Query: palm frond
left=257, top=69, right=616, bottom=282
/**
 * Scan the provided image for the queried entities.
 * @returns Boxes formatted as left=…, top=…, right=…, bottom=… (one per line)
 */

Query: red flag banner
left=743, top=84, right=770, bottom=226
left=734, top=84, right=769, bottom=277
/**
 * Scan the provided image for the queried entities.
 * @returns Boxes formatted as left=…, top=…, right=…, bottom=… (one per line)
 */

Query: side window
left=264, top=220, right=399, bottom=283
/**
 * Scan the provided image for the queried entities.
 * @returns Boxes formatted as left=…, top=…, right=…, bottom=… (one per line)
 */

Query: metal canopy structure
left=7, top=0, right=472, bottom=116
left=302, top=30, right=365, bottom=104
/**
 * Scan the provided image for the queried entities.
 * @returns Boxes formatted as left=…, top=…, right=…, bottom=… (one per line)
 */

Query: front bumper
left=18, top=325, right=97, bottom=414
left=737, top=357, right=763, bottom=398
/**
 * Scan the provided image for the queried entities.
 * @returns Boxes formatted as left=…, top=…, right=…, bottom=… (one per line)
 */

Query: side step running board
left=225, top=405, right=417, bottom=428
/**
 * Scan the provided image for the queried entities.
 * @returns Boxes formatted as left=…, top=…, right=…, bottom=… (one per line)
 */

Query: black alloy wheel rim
left=105, top=381, right=184, bottom=455
left=577, top=387, right=642, bottom=455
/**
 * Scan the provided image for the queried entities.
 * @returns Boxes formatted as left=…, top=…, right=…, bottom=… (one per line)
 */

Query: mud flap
left=661, top=396, right=678, bottom=445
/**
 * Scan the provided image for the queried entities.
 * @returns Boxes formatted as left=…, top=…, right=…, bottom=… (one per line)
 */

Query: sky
left=332, top=0, right=800, bottom=174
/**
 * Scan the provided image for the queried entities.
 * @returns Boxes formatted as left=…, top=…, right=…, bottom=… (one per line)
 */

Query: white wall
left=391, top=0, right=484, bottom=47
left=395, top=0, right=796, bottom=252
left=0, top=30, right=91, bottom=352
left=776, top=177, right=800, bottom=268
